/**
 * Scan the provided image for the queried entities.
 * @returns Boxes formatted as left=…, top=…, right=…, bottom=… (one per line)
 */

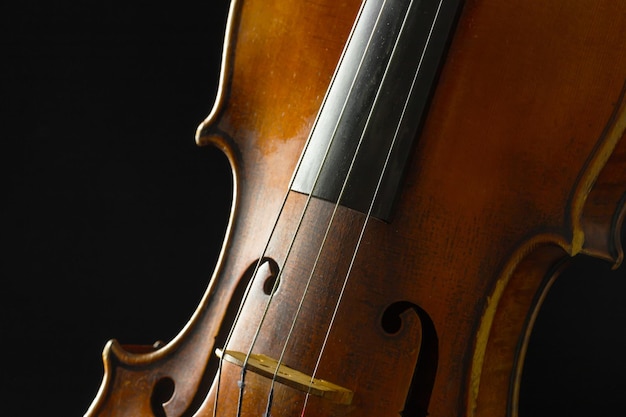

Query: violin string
left=209, top=0, right=370, bottom=415
left=236, top=0, right=394, bottom=414
left=209, top=6, right=365, bottom=416
left=300, top=0, right=445, bottom=414
left=262, top=0, right=416, bottom=415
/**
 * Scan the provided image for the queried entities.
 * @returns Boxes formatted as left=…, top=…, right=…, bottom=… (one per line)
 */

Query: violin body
left=86, top=0, right=626, bottom=416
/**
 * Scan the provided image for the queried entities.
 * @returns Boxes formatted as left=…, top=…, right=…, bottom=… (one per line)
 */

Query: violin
left=86, top=0, right=626, bottom=416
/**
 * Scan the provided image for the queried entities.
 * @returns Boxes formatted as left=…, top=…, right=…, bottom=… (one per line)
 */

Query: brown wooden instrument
left=86, top=0, right=626, bottom=416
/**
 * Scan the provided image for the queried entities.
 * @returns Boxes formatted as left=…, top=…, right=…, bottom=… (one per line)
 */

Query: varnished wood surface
left=84, top=0, right=626, bottom=416
left=6, top=0, right=626, bottom=416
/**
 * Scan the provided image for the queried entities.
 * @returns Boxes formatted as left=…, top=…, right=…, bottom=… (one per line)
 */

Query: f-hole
left=175, top=257, right=279, bottom=416
left=151, top=377, right=175, bottom=417
left=381, top=301, right=438, bottom=417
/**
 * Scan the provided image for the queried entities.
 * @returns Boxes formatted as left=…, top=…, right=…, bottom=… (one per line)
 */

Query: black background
left=4, top=1, right=232, bottom=415
left=3, top=1, right=625, bottom=416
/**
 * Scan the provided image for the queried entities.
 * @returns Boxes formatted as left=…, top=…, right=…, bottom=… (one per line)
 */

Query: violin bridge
left=215, top=349, right=354, bottom=405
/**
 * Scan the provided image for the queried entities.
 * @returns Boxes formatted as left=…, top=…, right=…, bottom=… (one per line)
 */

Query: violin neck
left=291, top=0, right=462, bottom=221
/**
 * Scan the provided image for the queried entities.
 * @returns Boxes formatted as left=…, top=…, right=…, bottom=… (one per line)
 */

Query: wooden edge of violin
left=468, top=82, right=626, bottom=416
left=195, top=0, right=242, bottom=148
left=572, top=81, right=626, bottom=267
left=85, top=3, right=244, bottom=415
left=467, top=234, right=570, bottom=417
